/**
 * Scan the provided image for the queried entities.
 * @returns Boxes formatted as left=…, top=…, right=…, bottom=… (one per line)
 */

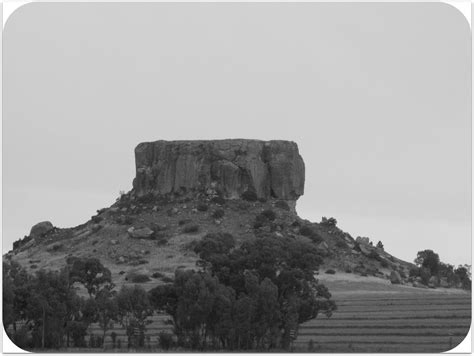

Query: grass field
left=292, top=273, right=471, bottom=352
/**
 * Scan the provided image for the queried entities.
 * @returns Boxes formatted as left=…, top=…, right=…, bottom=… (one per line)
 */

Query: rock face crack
left=133, top=139, right=305, bottom=201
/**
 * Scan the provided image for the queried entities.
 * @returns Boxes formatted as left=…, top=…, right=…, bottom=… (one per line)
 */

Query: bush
left=178, top=219, right=192, bottom=226
left=309, top=234, right=323, bottom=244
left=158, top=332, right=174, bottom=350
left=325, top=269, right=336, bottom=274
left=211, top=196, right=226, bottom=205
left=129, top=273, right=151, bottom=283
left=335, top=239, right=348, bottom=248
left=321, top=217, right=337, bottom=227
left=241, top=190, right=258, bottom=202
left=137, top=192, right=155, bottom=204
left=380, top=260, right=389, bottom=268
left=162, top=276, right=174, bottom=283
left=91, top=215, right=103, bottom=224
left=152, top=272, right=165, bottom=279
left=183, top=224, right=199, bottom=233
left=211, top=209, right=225, bottom=219
left=261, top=209, right=276, bottom=221
left=299, top=225, right=315, bottom=237
left=275, top=200, right=290, bottom=211
left=196, top=203, right=208, bottom=212
left=30, top=264, right=38, bottom=269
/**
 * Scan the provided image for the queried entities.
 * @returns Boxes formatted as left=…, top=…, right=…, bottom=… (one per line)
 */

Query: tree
left=376, top=241, right=384, bottom=250
left=116, top=286, right=153, bottom=348
left=414, top=250, right=440, bottom=275
left=67, top=257, right=113, bottom=298
left=151, top=233, right=336, bottom=351
left=83, top=288, right=118, bottom=349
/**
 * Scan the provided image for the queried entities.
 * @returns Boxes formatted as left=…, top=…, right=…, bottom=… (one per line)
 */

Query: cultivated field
left=293, top=274, right=472, bottom=352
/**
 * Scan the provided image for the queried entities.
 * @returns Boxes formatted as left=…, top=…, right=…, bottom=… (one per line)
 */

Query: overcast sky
left=3, top=2, right=471, bottom=266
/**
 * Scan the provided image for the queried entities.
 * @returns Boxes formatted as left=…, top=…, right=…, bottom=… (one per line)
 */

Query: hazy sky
left=3, top=2, right=471, bottom=266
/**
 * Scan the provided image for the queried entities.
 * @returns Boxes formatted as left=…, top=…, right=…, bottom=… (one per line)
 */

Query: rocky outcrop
left=30, top=221, right=54, bottom=237
left=133, top=139, right=305, bottom=201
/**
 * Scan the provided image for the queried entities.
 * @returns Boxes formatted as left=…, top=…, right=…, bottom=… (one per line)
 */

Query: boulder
left=133, top=140, right=305, bottom=202
left=30, top=221, right=54, bottom=237
left=127, top=227, right=154, bottom=239
left=359, top=244, right=372, bottom=256
left=390, top=271, right=402, bottom=284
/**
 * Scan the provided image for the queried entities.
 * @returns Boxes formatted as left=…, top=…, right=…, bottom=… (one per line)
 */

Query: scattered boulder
left=110, top=239, right=118, bottom=245
left=127, top=227, right=154, bottom=239
left=30, top=221, right=54, bottom=237
left=390, top=270, right=402, bottom=284
left=359, top=244, right=372, bottom=256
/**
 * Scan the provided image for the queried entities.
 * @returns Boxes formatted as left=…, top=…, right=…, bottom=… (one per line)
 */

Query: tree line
left=411, top=249, right=471, bottom=289
left=3, top=232, right=335, bottom=351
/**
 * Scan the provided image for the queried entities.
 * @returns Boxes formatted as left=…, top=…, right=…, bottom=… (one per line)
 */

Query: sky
left=3, top=2, right=471, bottom=266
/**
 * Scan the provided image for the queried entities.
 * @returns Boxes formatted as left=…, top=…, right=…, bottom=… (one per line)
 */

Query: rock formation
left=133, top=139, right=305, bottom=202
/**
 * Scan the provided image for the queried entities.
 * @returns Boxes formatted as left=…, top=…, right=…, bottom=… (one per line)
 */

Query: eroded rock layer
left=133, top=139, right=305, bottom=201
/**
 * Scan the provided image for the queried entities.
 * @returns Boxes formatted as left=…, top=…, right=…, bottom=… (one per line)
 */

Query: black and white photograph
left=2, top=2, right=471, bottom=353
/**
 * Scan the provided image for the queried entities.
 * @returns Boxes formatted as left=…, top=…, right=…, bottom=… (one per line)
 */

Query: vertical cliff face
left=133, top=139, right=305, bottom=202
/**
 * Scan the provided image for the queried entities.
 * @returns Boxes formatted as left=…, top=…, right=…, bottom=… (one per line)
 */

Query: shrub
left=129, top=273, right=151, bottom=283
left=211, top=196, right=226, bottom=205
left=275, top=200, right=290, bottom=211
left=291, top=220, right=301, bottom=227
left=241, top=190, right=258, bottom=202
left=91, top=215, right=103, bottom=224
left=325, top=269, right=336, bottom=274
left=258, top=197, right=267, bottom=203
left=380, top=260, right=389, bottom=268
left=158, top=332, right=174, bottom=350
left=152, top=272, right=165, bottom=279
left=309, top=234, right=323, bottom=244
left=211, top=209, right=225, bottom=219
left=30, top=264, right=38, bottom=269
left=162, top=276, right=174, bottom=283
left=321, top=217, right=337, bottom=227
left=183, top=224, right=199, bottom=234
left=261, top=209, right=276, bottom=221
left=178, top=219, right=192, bottom=226
left=299, top=225, right=314, bottom=237
left=196, top=203, right=208, bottom=212
left=137, top=192, right=155, bottom=204
left=335, top=239, right=348, bottom=248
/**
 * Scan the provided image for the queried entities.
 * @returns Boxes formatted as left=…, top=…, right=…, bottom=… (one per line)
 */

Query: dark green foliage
left=254, top=210, right=276, bottom=229
left=193, top=233, right=235, bottom=262
left=261, top=209, right=276, bottom=221
left=376, top=240, right=384, bottom=250
left=241, top=190, right=258, bottom=202
left=137, top=192, right=155, bottom=204
left=116, top=285, right=154, bottom=348
left=151, top=234, right=335, bottom=351
left=162, top=276, right=174, bottom=283
left=178, top=219, right=192, bottom=226
left=275, top=200, right=290, bottom=211
left=414, top=250, right=440, bottom=275
left=211, top=196, right=226, bottom=205
left=380, top=260, right=389, bottom=268
left=299, top=225, right=314, bottom=237
left=129, top=273, right=151, bottom=283
left=321, top=217, right=337, bottom=227
left=91, top=215, right=103, bottom=224
left=183, top=224, right=199, bottom=234
left=211, top=209, right=225, bottom=219
left=325, top=269, right=336, bottom=274
left=158, top=332, right=174, bottom=350
left=335, top=239, right=348, bottom=249
left=152, top=272, right=165, bottom=279
left=67, top=257, right=113, bottom=298
left=196, top=203, right=209, bottom=212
